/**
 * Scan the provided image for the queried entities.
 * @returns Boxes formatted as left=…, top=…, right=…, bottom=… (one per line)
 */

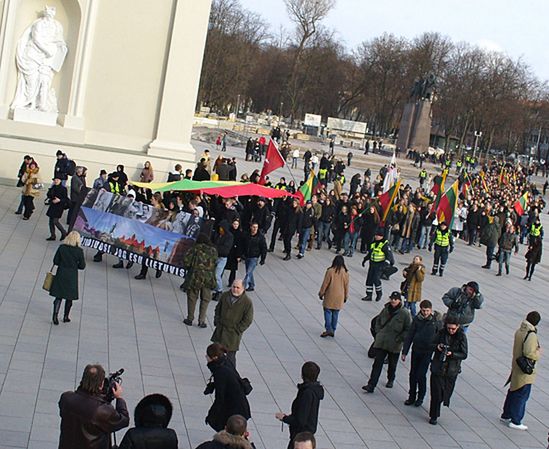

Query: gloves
left=362, top=257, right=367, bottom=267
left=259, top=259, right=265, bottom=265
left=449, top=247, right=454, bottom=253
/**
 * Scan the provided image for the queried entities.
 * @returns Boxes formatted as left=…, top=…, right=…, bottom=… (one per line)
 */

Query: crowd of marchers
left=12, top=144, right=545, bottom=448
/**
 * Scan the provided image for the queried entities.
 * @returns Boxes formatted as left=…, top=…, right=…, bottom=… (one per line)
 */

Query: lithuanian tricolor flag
left=513, top=192, right=529, bottom=216
left=380, top=179, right=401, bottom=223
left=296, top=170, right=320, bottom=205
left=436, top=180, right=459, bottom=227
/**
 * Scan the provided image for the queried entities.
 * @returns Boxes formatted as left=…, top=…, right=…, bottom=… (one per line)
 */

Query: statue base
left=12, top=108, right=58, bottom=127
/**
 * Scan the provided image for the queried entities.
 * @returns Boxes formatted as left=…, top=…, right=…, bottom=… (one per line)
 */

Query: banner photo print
left=73, top=189, right=202, bottom=276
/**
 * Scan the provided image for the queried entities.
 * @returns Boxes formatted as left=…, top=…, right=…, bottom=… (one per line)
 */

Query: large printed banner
left=74, top=190, right=202, bottom=277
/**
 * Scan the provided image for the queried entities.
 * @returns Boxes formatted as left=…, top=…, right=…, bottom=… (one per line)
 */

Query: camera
left=439, top=344, right=450, bottom=363
left=103, top=368, right=124, bottom=402
left=204, top=380, right=215, bottom=395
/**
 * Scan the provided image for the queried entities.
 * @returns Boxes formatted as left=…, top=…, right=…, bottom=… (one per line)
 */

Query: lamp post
left=473, top=130, right=482, bottom=159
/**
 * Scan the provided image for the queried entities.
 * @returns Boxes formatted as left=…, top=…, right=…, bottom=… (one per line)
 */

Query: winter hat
left=466, top=281, right=479, bottom=294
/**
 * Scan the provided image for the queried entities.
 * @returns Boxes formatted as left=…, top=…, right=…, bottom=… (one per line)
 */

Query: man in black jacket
left=401, top=300, right=442, bottom=407
left=428, top=316, right=468, bottom=425
left=276, top=362, right=324, bottom=449
left=58, top=364, right=129, bottom=449
left=242, top=223, right=267, bottom=292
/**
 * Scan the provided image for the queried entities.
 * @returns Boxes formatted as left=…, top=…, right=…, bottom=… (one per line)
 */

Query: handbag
left=240, top=377, right=253, bottom=396
left=516, top=331, right=536, bottom=375
left=42, top=265, right=56, bottom=291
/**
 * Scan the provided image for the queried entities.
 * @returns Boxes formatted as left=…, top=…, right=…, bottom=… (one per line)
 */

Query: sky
left=239, top=0, right=549, bottom=82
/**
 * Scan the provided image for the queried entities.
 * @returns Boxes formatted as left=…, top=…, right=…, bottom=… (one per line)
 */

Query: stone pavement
left=0, top=156, right=548, bottom=448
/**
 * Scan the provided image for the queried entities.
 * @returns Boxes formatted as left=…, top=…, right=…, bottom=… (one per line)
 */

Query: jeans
left=343, top=231, right=357, bottom=255
left=215, top=257, right=227, bottom=292
left=323, top=308, right=340, bottom=333
left=468, top=227, right=478, bottom=245
left=498, top=250, right=511, bottom=273
left=291, top=157, right=298, bottom=169
left=299, top=227, right=312, bottom=255
left=400, top=237, right=412, bottom=253
left=317, top=221, right=331, bottom=247
left=502, top=384, right=532, bottom=425
left=244, top=257, right=258, bottom=289
left=418, top=225, right=430, bottom=248
left=408, top=350, right=432, bottom=401
left=405, top=301, right=417, bottom=316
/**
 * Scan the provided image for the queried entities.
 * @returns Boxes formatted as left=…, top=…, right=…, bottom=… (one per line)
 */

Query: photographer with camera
left=442, top=281, right=484, bottom=332
left=428, top=316, right=468, bottom=425
left=58, top=364, right=129, bottom=449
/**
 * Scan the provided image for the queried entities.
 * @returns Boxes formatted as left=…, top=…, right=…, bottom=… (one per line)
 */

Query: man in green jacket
left=501, top=311, right=542, bottom=430
left=363, top=291, right=411, bottom=393
left=211, top=279, right=254, bottom=367
left=182, top=233, right=218, bottom=328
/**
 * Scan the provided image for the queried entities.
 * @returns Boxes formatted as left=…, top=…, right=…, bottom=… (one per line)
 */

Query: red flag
left=379, top=179, right=401, bottom=224
left=259, top=139, right=285, bottom=185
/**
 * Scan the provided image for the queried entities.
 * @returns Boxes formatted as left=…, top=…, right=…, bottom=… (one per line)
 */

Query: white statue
left=11, top=6, right=68, bottom=113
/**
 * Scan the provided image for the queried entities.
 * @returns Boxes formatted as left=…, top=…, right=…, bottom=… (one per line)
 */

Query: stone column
left=147, top=0, right=212, bottom=163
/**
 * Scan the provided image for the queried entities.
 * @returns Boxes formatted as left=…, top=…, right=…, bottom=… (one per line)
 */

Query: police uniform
left=419, top=169, right=427, bottom=187
left=431, top=226, right=453, bottom=276
left=529, top=223, right=543, bottom=244
left=362, top=237, right=394, bottom=301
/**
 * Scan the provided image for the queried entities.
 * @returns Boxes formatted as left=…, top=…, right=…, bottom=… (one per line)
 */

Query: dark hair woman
left=204, top=343, right=251, bottom=432
left=318, top=256, right=349, bottom=337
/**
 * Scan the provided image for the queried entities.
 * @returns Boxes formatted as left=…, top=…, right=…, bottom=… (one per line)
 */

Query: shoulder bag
left=42, top=264, right=56, bottom=291
left=516, top=330, right=536, bottom=375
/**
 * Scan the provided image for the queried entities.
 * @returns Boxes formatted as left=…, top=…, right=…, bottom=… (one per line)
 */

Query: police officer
left=418, top=169, right=427, bottom=187
left=430, top=221, right=453, bottom=277
left=362, top=228, right=394, bottom=302
left=455, top=159, right=463, bottom=174
left=529, top=219, right=543, bottom=245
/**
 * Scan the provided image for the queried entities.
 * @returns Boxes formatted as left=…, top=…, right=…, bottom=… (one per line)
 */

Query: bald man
left=211, top=279, right=254, bottom=367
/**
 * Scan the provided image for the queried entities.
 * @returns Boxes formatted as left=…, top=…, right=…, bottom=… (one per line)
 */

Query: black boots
left=52, top=299, right=62, bottom=325
left=63, top=300, right=72, bottom=323
left=53, top=299, right=72, bottom=324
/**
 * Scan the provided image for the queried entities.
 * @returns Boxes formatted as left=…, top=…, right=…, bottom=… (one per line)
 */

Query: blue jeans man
left=298, top=227, right=312, bottom=257
left=502, top=384, right=532, bottom=426
left=244, top=257, right=258, bottom=291
left=498, top=250, right=512, bottom=275
left=343, top=231, right=359, bottom=256
left=316, top=221, right=331, bottom=249
left=215, top=257, right=227, bottom=293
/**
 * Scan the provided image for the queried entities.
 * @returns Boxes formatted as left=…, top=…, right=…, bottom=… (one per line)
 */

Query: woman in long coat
left=318, top=255, right=349, bottom=337
left=402, top=255, right=425, bottom=316
left=49, top=231, right=86, bottom=325
left=205, top=343, right=251, bottom=432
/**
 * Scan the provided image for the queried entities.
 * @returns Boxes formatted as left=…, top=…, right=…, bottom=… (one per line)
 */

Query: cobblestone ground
left=0, top=142, right=547, bottom=449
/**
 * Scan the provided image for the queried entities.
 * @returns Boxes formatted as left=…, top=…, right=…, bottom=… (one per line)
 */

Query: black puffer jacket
left=206, top=357, right=251, bottom=432
left=430, top=327, right=468, bottom=378
left=282, top=381, right=324, bottom=440
left=402, top=311, right=443, bottom=355
left=118, top=394, right=177, bottom=449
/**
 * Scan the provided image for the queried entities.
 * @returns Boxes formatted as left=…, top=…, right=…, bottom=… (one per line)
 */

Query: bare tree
left=284, top=0, right=336, bottom=122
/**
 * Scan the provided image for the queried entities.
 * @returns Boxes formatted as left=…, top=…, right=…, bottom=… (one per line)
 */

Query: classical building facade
left=0, top=0, right=212, bottom=181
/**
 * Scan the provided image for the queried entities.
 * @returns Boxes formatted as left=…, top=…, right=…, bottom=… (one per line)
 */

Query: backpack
left=66, top=160, right=77, bottom=176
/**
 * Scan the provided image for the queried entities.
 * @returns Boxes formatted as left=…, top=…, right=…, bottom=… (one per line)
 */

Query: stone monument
left=397, top=74, right=436, bottom=153
left=0, top=0, right=213, bottom=182
left=11, top=6, right=67, bottom=125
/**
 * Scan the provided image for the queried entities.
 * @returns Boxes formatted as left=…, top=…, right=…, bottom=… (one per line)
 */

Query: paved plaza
left=0, top=144, right=548, bottom=449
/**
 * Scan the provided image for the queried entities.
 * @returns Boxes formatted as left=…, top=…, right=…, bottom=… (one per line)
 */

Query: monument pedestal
left=12, top=108, right=58, bottom=126
left=397, top=99, right=432, bottom=153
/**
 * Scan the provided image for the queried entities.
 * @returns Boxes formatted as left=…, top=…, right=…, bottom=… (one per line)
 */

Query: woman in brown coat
left=21, top=161, right=41, bottom=220
left=318, top=255, right=349, bottom=337
left=402, top=255, right=425, bottom=316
